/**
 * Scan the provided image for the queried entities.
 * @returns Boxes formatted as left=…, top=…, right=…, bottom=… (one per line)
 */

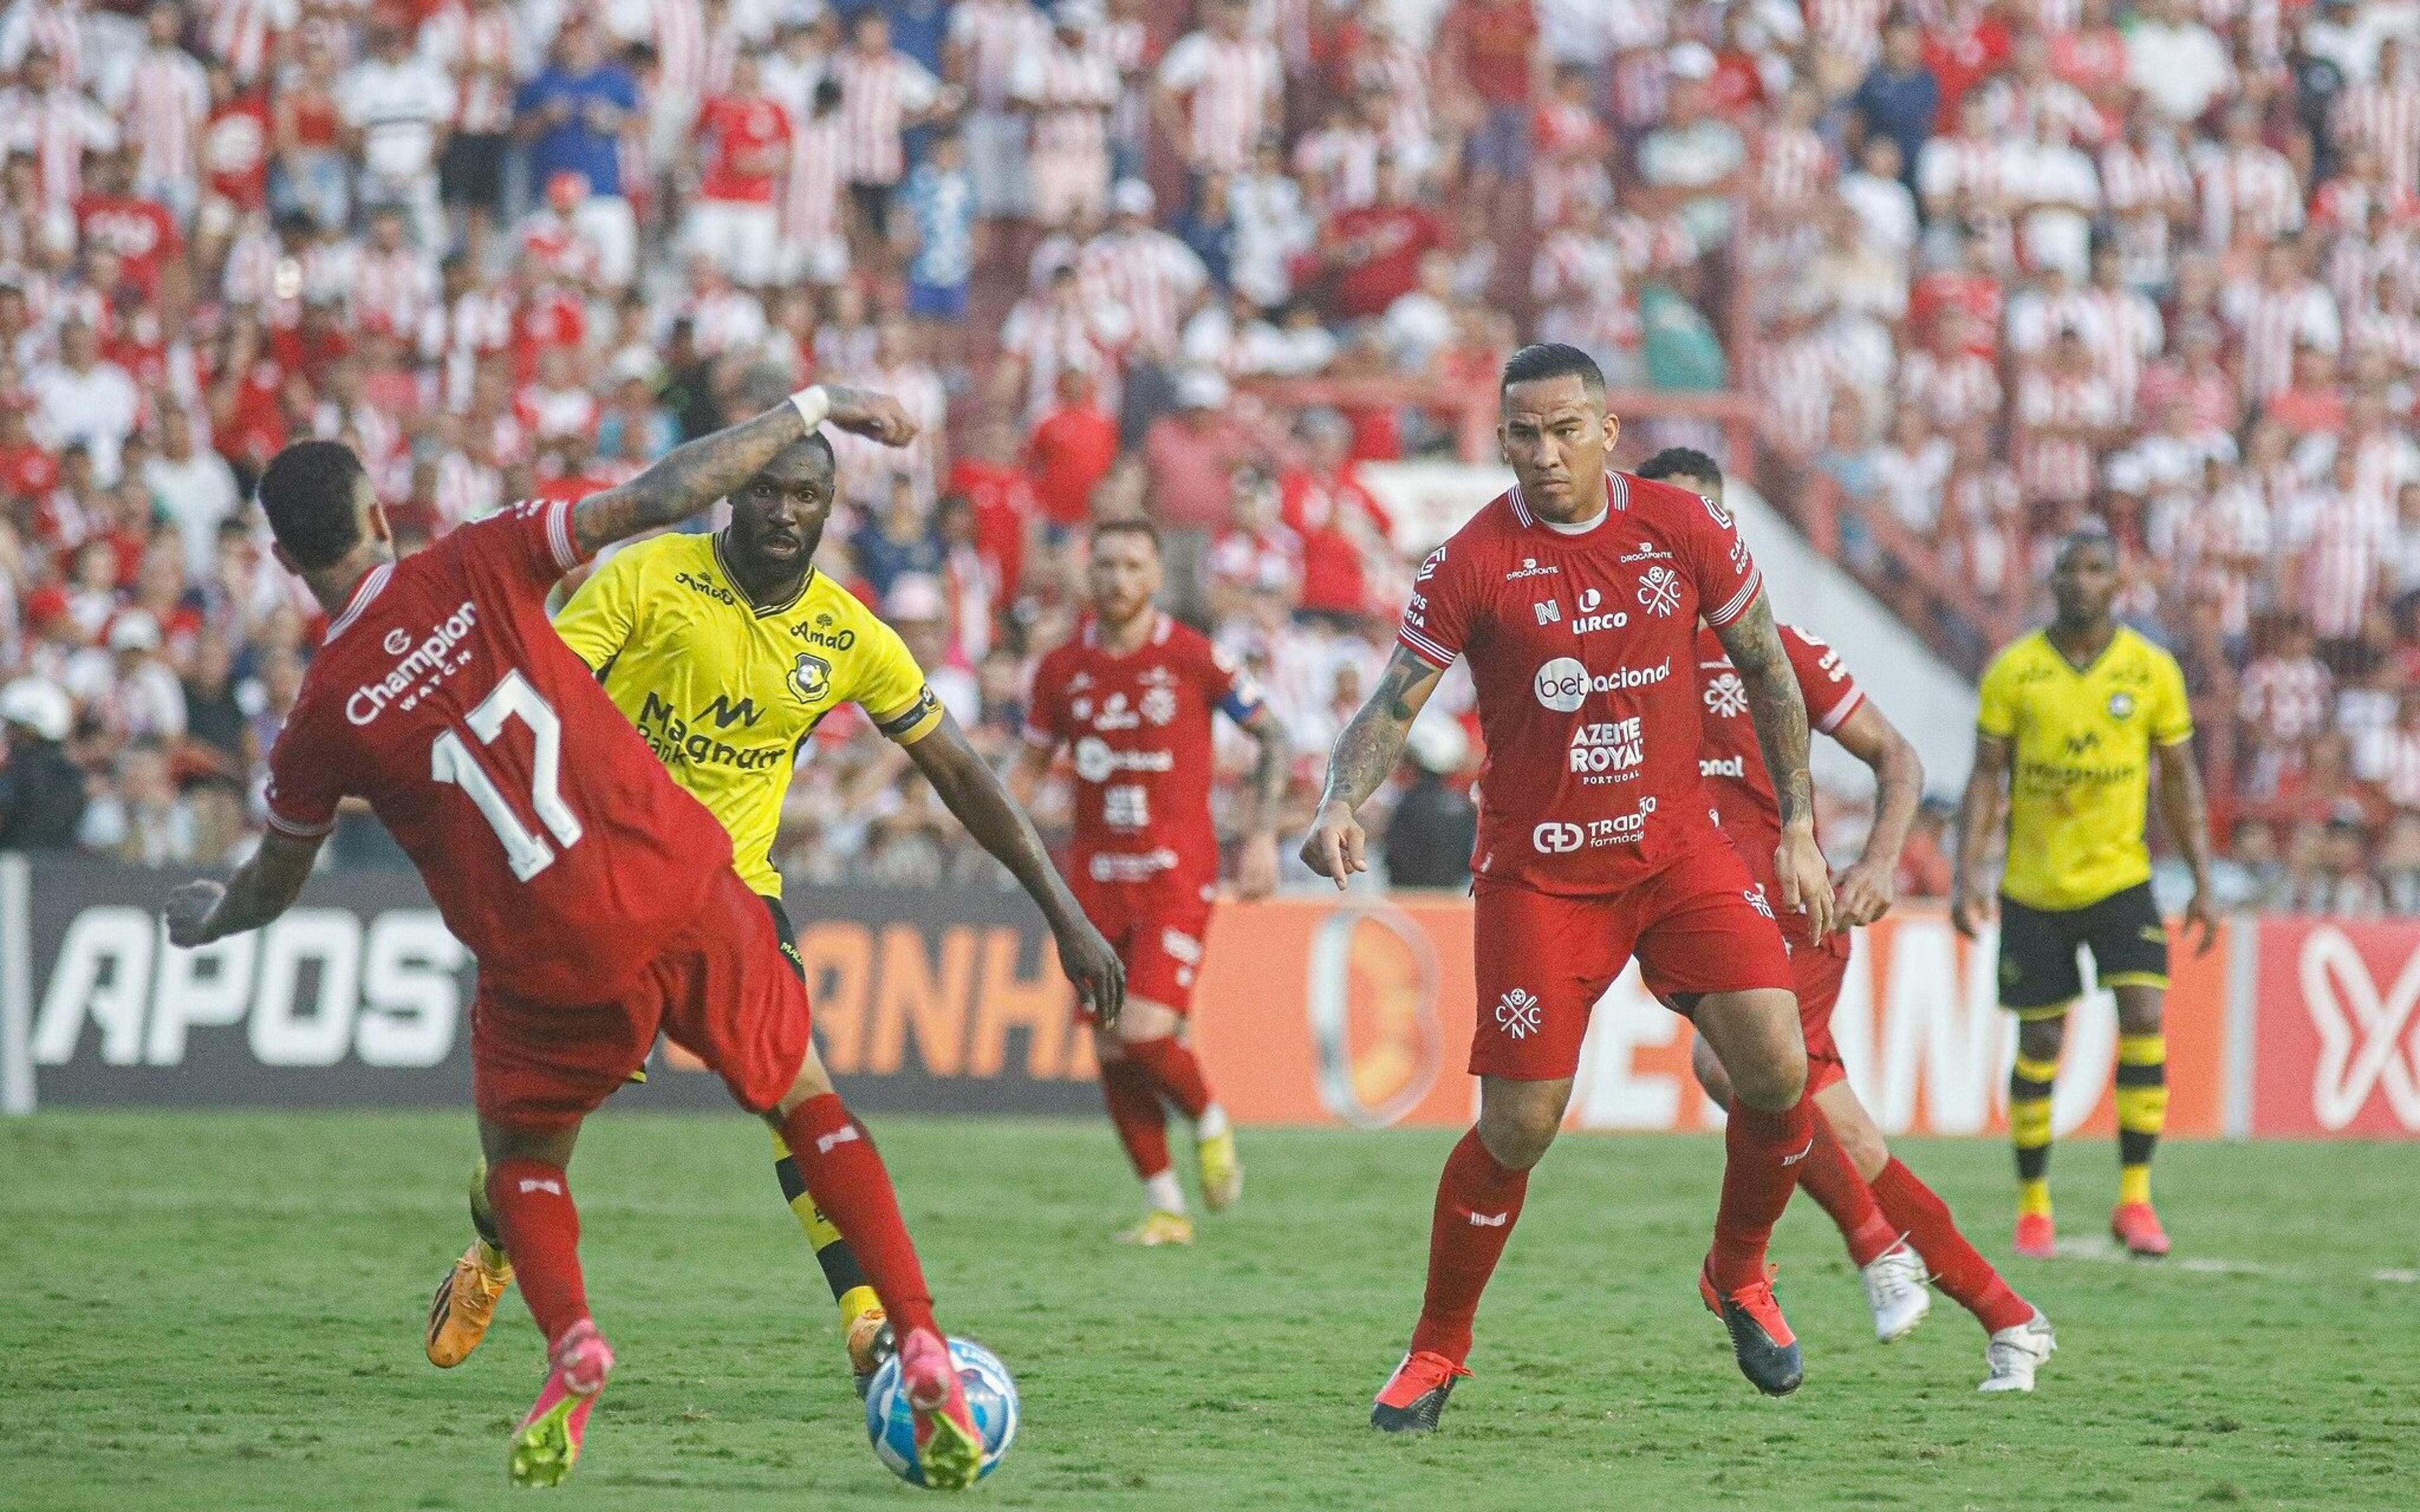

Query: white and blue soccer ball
left=863, top=1336, right=1019, bottom=1486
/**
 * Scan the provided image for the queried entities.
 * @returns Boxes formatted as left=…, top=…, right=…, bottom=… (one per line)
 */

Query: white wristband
left=789, top=384, right=830, bottom=430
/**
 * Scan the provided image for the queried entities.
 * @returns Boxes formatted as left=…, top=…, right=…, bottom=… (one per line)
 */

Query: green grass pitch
left=4, top=1113, right=2416, bottom=1511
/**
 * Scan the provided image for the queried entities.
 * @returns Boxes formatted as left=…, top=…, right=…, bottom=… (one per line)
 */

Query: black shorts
left=440, top=132, right=507, bottom=210
left=1997, top=881, right=2169, bottom=1016
left=759, top=892, right=806, bottom=983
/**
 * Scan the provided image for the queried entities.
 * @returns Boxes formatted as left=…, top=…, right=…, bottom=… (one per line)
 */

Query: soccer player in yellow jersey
left=1952, top=525, right=2215, bottom=1260
left=424, top=423, right=1123, bottom=1392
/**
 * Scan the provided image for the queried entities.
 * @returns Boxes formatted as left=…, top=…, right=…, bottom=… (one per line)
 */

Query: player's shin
left=1406, top=1128, right=1531, bottom=1366
left=1796, top=1107, right=1899, bottom=1268
left=770, top=1129, right=882, bottom=1327
left=485, top=1157, right=590, bottom=1347
left=774, top=1093, right=938, bottom=1342
left=1870, top=1159, right=2036, bottom=1335
left=2009, top=1050, right=2060, bottom=1220
left=1708, top=1092, right=1814, bottom=1292
left=2115, top=1032, right=2168, bottom=1205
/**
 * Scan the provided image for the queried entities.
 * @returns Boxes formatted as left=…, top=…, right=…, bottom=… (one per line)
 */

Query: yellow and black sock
left=2010, top=1053, right=2059, bottom=1218
left=772, top=1129, right=880, bottom=1330
left=2116, top=1033, right=2168, bottom=1206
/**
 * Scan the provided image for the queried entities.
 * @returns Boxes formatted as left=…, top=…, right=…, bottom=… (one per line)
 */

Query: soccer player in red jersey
left=161, top=385, right=1126, bottom=1489
left=1011, top=519, right=1291, bottom=1245
left=1639, top=449, right=2056, bottom=1394
left=1303, top=345, right=1833, bottom=1423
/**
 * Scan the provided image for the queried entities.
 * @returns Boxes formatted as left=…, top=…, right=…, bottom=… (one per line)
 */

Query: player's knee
left=1821, top=1094, right=1890, bottom=1177
left=2017, top=1014, right=2068, bottom=1063
left=1475, top=1099, right=1562, bottom=1171
left=1690, top=1035, right=1735, bottom=1108
left=2114, top=990, right=2164, bottom=1037
left=771, top=1040, right=836, bottom=1119
left=1731, top=1039, right=1807, bottom=1113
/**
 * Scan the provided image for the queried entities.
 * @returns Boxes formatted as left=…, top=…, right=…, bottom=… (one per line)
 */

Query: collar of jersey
left=325, top=561, right=395, bottom=643
left=711, top=530, right=814, bottom=617
left=1510, top=472, right=1628, bottom=532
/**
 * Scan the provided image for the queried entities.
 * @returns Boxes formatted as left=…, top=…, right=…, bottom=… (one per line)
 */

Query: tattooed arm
left=1714, top=591, right=1836, bottom=937
left=569, top=385, right=915, bottom=557
left=1299, top=644, right=1444, bottom=889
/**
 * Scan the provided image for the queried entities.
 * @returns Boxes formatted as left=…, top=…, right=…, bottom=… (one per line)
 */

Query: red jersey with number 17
left=1694, top=622, right=1862, bottom=902
left=1023, top=612, right=1265, bottom=896
left=1397, top=471, right=1764, bottom=895
left=262, top=500, right=734, bottom=1005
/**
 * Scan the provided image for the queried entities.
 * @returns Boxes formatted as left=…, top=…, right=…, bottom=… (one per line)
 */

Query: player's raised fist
left=1056, top=916, right=1127, bottom=1029
left=163, top=879, right=226, bottom=948
left=822, top=386, right=918, bottom=447
left=1301, top=799, right=1366, bottom=891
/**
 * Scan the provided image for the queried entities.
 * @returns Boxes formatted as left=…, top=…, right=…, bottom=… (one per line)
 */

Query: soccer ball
left=863, top=1336, right=1019, bottom=1486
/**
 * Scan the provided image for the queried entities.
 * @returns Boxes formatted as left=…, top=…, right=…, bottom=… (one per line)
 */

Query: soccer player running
left=425, top=409, right=1124, bottom=1397
left=1009, top=519, right=1291, bottom=1245
left=1639, top=449, right=2054, bottom=1393
left=163, top=386, right=1123, bottom=1491
left=1952, top=524, right=2215, bottom=1259
left=1303, top=345, right=1834, bottom=1427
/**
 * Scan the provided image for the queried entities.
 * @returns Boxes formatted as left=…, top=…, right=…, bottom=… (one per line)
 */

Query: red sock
left=1797, top=1106, right=1899, bottom=1267
left=1121, top=1036, right=1213, bottom=1121
left=485, top=1157, right=588, bottom=1349
left=1707, top=1095, right=1813, bottom=1293
left=1098, top=1057, right=1172, bottom=1178
left=776, top=1094, right=938, bottom=1341
left=1870, top=1158, right=2034, bottom=1334
left=1406, top=1129, right=1530, bottom=1366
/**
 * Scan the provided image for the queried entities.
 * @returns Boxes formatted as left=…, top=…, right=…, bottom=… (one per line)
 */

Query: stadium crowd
left=0, top=0, right=2417, bottom=915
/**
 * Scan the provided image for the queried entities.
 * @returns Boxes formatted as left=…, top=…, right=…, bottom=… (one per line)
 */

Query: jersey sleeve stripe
left=546, top=498, right=584, bottom=571
left=1815, top=687, right=1864, bottom=735
left=1705, top=568, right=1763, bottom=629
left=263, top=806, right=335, bottom=839
left=1398, top=623, right=1457, bottom=668
left=873, top=687, right=943, bottom=740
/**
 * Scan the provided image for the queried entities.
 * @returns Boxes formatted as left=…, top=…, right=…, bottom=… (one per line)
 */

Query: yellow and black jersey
left=554, top=530, right=943, bottom=898
left=1975, top=626, right=2192, bottom=912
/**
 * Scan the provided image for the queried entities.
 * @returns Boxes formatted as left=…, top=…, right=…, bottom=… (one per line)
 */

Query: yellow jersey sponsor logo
left=635, top=689, right=792, bottom=771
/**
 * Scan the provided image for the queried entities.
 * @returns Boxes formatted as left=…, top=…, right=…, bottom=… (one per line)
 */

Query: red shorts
left=472, top=868, right=812, bottom=1130
left=1070, top=876, right=1214, bottom=1017
left=1474, top=845, right=1794, bottom=1080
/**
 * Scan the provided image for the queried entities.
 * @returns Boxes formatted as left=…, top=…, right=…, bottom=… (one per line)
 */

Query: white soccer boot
left=1979, top=1309, right=2057, bottom=1393
left=1860, top=1237, right=1932, bottom=1342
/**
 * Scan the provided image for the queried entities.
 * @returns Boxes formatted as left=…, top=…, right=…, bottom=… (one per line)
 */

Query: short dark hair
left=1500, top=343, right=1606, bottom=401
left=2053, top=517, right=2118, bottom=568
left=1637, top=447, right=1722, bottom=487
left=257, top=439, right=368, bottom=570
left=1091, top=517, right=1161, bottom=554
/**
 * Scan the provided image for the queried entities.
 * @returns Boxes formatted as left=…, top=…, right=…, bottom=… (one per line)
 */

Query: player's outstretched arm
left=1300, top=644, right=1442, bottom=890
left=1828, top=699, right=1925, bottom=929
left=2154, top=738, right=2218, bottom=954
left=1235, top=707, right=1293, bottom=901
left=1715, top=591, right=1835, bottom=938
left=904, top=712, right=1127, bottom=1026
left=163, top=828, right=325, bottom=948
left=568, top=384, right=916, bottom=558
left=1950, top=734, right=2012, bottom=939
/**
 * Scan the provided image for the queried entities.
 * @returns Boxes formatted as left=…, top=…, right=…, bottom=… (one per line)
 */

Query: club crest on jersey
left=1494, top=988, right=1543, bottom=1039
left=1141, top=685, right=1178, bottom=725
left=2108, top=690, right=2136, bottom=718
left=788, top=651, right=832, bottom=704
left=1635, top=564, right=1683, bottom=617
left=1703, top=671, right=1749, bottom=718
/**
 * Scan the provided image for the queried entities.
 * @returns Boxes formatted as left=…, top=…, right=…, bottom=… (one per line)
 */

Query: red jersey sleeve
left=1670, top=486, right=1763, bottom=629
left=1782, top=624, right=1865, bottom=735
left=261, top=692, right=341, bottom=840
left=452, top=496, right=588, bottom=592
left=1397, top=539, right=1475, bottom=670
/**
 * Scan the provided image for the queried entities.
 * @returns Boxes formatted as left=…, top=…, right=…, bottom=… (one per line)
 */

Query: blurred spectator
left=1383, top=714, right=1476, bottom=888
